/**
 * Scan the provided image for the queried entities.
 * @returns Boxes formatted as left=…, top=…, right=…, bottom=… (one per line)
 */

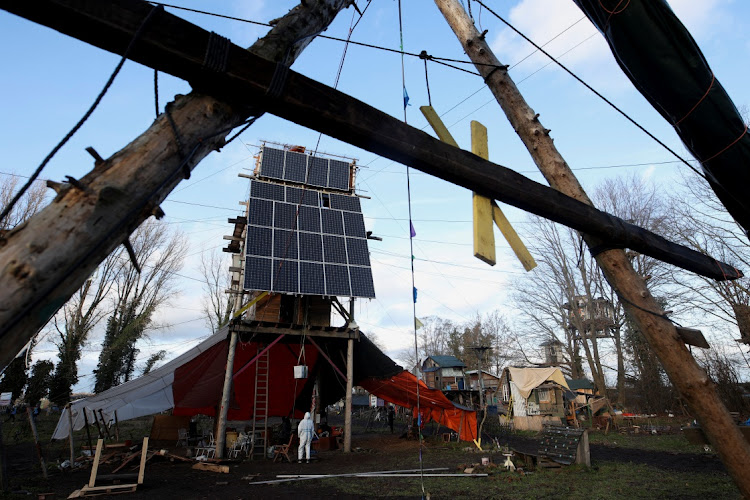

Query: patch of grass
left=298, top=462, right=739, bottom=498
left=588, top=431, right=711, bottom=454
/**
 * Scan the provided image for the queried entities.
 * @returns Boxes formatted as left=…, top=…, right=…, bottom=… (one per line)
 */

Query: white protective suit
left=297, top=412, right=314, bottom=462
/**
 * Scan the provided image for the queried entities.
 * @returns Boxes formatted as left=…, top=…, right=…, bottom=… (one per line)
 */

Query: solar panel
left=330, top=194, right=361, bottom=213
left=343, top=211, right=367, bottom=238
left=246, top=226, right=272, bottom=257
left=251, top=181, right=285, bottom=202
left=349, top=266, right=375, bottom=298
left=274, top=229, right=298, bottom=260
left=274, top=202, right=298, bottom=230
left=260, top=147, right=285, bottom=180
left=298, top=205, right=321, bottom=233
left=283, top=150, right=308, bottom=183
left=325, top=264, right=351, bottom=296
left=248, top=198, right=273, bottom=227
left=245, top=257, right=272, bottom=290
left=321, top=209, right=344, bottom=235
left=273, top=259, right=298, bottom=293
left=307, top=157, right=329, bottom=187
left=243, top=148, right=374, bottom=299
left=346, top=237, right=370, bottom=266
left=299, top=232, right=324, bottom=262
left=323, top=235, right=347, bottom=264
left=328, top=159, right=350, bottom=191
left=299, top=262, right=326, bottom=295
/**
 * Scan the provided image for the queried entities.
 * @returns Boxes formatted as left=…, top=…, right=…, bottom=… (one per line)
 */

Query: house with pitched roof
left=421, top=355, right=467, bottom=391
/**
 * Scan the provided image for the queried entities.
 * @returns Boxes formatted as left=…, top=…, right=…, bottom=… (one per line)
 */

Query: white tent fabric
left=52, top=326, right=228, bottom=440
left=506, top=367, right=569, bottom=400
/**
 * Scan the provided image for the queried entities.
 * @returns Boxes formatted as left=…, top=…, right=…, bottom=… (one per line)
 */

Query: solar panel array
left=257, top=146, right=351, bottom=192
left=244, top=148, right=374, bottom=298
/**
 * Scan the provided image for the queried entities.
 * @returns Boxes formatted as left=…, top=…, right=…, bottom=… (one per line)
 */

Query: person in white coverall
left=297, top=411, right=314, bottom=463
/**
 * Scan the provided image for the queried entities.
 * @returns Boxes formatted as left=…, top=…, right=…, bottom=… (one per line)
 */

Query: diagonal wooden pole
left=433, top=0, right=750, bottom=496
left=0, top=0, right=354, bottom=370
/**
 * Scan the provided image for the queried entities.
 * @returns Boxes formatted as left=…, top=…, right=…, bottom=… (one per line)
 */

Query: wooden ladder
left=251, top=346, right=270, bottom=459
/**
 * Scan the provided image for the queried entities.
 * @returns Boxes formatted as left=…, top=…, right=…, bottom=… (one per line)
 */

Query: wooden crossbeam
left=0, top=0, right=739, bottom=282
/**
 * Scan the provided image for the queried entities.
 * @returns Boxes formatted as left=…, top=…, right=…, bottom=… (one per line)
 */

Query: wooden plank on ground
left=192, top=463, right=230, bottom=473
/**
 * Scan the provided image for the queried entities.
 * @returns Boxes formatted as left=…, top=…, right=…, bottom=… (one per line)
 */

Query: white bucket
left=481, top=457, right=490, bottom=466
left=294, top=365, right=308, bottom=379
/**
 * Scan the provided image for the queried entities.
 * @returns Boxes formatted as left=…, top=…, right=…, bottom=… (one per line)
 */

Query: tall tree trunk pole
left=433, top=0, right=750, bottom=496
left=0, top=0, right=352, bottom=370
left=344, top=336, right=354, bottom=453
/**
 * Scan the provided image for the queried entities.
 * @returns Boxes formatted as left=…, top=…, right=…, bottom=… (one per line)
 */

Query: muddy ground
left=3, top=426, right=729, bottom=499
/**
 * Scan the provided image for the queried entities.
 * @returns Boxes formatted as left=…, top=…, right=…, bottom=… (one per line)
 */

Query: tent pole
left=66, top=404, right=75, bottom=465
left=216, top=330, right=239, bottom=459
left=344, top=337, right=354, bottom=453
left=82, top=408, right=93, bottom=453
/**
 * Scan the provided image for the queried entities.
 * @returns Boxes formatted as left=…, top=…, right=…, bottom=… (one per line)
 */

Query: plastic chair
left=195, top=432, right=216, bottom=458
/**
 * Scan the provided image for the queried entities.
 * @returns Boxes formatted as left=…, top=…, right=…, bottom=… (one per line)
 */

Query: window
left=502, top=382, right=510, bottom=403
left=537, top=388, right=550, bottom=403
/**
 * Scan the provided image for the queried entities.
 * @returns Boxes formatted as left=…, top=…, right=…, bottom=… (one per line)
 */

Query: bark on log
left=0, top=0, right=352, bottom=370
left=433, top=0, right=750, bottom=496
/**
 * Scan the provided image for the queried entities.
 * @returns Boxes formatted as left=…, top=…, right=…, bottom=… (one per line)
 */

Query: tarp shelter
left=501, top=367, right=570, bottom=431
left=53, top=324, right=476, bottom=441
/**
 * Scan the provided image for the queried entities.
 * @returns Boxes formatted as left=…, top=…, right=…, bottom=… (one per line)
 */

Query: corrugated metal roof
left=425, top=355, right=466, bottom=368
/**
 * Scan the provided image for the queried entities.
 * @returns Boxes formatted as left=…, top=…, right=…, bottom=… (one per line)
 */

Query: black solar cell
left=244, top=256, right=272, bottom=290
left=248, top=198, right=273, bottom=227
left=325, top=264, right=351, bottom=296
left=349, top=266, right=375, bottom=298
left=328, top=159, right=350, bottom=191
left=298, top=205, right=321, bottom=233
left=273, top=202, right=298, bottom=230
left=272, top=259, right=298, bottom=293
left=246, top=226, right=272, bottom=257
left=323, top=235, right=347, bottom=264
left=299, top=232, right=324, bottom=262
left=321, top=209, right=344, bottom=235
left=284, top=150, right=308, bottom=183
left=346, top=237, right=370, bottom=266
left=274, top=229, right=298, bottom=260
left=299, top=262, right=326, bottom=295
left=260, top=147, right=285, bottom=180
left=307, top=157, right=329, bottom=187
left=251, top=181, right=285, bottom=201
left=343, top=211, right=367, bottom=238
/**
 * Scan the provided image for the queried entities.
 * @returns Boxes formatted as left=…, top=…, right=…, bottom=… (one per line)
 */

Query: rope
left=397, top=1, right=424, bottom=495
left=153, top=70, right=159, bottom=118
left=473, top=0, right=708, bottom=182
left=420, top=51, right=433, bottom=107
left=0, top=4, right=162, bottom=225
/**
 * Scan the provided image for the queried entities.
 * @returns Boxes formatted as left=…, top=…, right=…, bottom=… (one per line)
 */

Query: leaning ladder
left=251, top=346, right=270, bottom=459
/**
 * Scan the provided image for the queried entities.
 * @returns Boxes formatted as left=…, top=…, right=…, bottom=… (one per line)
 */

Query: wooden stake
left=26, top=407, right=48, bottom=479
left=114, top=410, right=120, bottom=442
left=82, top=408, right=94, bottom=453
left=137, top=438, right=148, bottom=485
left=432, top=0, right=750, bottom=495
left=98, top=410, right=111, bottom=440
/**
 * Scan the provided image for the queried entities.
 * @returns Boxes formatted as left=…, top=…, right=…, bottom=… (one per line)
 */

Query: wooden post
left=98, top=410, right=111, bottom=440
left=26, top=406, right=48, bottom=479
left=67, top=404, right=75, bottom=464
left=215, top=330, right=239, bottom=459
left=91, top=409, right=102, bottom=439
left=137, top=437, right=149, bottom=485
left=114, top=410, right=120, bottom=442
left=0, top=416, right=7, bottom=491
left=82, top=408, right=94, bottom=452
left=575, top=429, right=591, bottom=467
left=88, top=439, right=103, bottom=487
left=344, top=337, right=354, bottom=453
left=432, top=0, right=750, bottom=495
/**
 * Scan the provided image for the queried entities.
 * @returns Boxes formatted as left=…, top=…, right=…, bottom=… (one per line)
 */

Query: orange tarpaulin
left=359, top=371, right=477, bottom=442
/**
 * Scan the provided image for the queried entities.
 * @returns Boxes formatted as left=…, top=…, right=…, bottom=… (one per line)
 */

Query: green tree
left=24, top=359, right=54, bottom=407
left=142, top=350, right=167, bottom=375
left=0, top=351, right=29, bottom=401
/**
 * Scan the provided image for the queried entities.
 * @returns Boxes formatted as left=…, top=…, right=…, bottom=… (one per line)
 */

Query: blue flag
left=413, top=287, right=418, bottom=303
left=403, top=87, right=411, bottom=109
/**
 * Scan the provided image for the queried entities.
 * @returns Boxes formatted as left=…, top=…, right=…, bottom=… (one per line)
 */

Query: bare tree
left=198, top=249, right=233, bottom=334
left=668, top=171, right=750, bottom=343
left=94, top=221, right=186, bottom=392
left=0, top=175, right=47, bottom=231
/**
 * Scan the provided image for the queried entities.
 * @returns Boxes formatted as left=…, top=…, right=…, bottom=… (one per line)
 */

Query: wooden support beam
left=26, top=407, right=48, bottom=479
left=470, top=121, right=496, bottom=266
left=432, top=0, right=750, bottom=496
left=215, top=330, right=239, bottom=459
left=230, top=322, right=360, bottom=340
left=0, top=0, right=353, bottom=370
left=344, top=337, right=354, bottom=453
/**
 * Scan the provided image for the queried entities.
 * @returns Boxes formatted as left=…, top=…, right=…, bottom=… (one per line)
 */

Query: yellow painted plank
left=471, top=121, right=495, bottom=266
left=491, top=201, right=537, bottom=272
left=419, top=106, right=459, bottom=147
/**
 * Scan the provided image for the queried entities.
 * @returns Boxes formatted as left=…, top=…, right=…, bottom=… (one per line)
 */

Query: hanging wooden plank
left=470, top=121, right=496, bottom=266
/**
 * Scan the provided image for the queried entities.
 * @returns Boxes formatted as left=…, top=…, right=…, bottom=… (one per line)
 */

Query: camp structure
left=52, top=324, right=477, bottom=444
left=499, top=367, right=570, bottom=431
left=421, top=355, right=467, bottom=391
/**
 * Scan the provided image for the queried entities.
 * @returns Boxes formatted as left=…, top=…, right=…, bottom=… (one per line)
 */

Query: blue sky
left=2, top=0, right=749, bottom=390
